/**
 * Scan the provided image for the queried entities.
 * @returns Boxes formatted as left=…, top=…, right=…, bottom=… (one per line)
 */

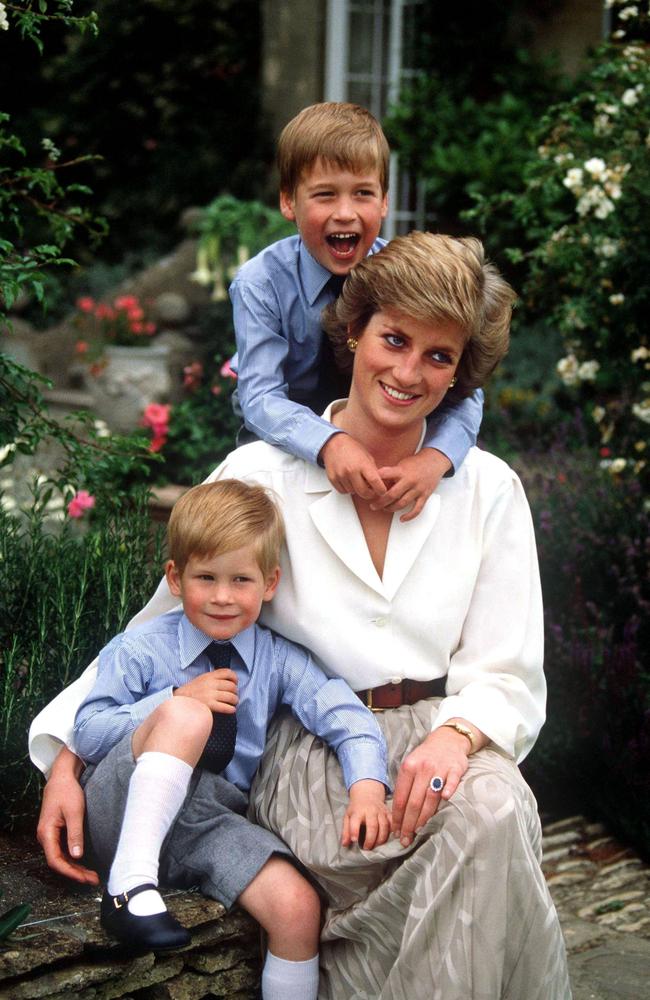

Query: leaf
left=0, top=904, right=31, bottom=942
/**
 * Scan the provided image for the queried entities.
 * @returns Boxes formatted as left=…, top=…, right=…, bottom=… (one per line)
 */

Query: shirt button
left=374, top=617, right=388, bottom=627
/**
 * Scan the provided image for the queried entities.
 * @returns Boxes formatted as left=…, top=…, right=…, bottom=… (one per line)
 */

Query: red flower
left=149, top=434, right=168, bottom=453
left=75, top=340, right=89, bottom=355
left=67, top=490, right=96, bottom=519
left=219, top=359, right=237, bottom=380
left=600, top=447, right=611, bottom=458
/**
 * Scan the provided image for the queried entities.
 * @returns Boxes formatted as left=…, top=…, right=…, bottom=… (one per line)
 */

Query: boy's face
left=166, top=546, right=280, bottom=642
left=280, top=158, right=387, bottom=276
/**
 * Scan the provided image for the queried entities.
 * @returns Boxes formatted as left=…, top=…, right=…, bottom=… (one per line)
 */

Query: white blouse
left=29, top=407, right=545, bottom=773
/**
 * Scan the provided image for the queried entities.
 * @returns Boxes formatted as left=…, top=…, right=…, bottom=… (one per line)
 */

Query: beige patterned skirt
left=249, top=701, right=571, bottom=1000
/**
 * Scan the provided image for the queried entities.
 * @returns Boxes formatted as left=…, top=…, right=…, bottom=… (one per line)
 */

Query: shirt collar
left=299, top=240, right=334, bottom=305
left=178, top=614, right=257, bottom=672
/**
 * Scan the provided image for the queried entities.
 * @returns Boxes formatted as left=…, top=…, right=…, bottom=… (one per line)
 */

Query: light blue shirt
left=73, top=610, right=389, bottom=792
left=229, top=234, right=484, bottom=467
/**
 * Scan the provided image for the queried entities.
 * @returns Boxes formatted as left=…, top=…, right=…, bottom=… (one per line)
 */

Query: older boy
left=73, top=480, right=389, bottom=1000
left=230, top=101, right=484, bottom=521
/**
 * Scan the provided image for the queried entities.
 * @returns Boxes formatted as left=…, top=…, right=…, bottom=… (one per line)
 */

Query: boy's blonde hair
left=278, top=102, right=390, bottom=195
left=322, top=231, right=516, bottom=397
left=167, top=480, right=285, bottom=578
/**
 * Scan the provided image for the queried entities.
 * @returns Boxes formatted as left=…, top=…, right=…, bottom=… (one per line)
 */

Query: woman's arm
left=36, top=745, right=99, bottom=884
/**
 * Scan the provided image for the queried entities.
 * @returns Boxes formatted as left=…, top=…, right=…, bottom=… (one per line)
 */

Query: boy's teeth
left=327, top=233, right=359, bottom=253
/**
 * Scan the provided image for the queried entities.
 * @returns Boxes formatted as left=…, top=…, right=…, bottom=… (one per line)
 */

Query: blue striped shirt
left=229, top=234, right=484, bottom=467
left=73, top=610, right=389, bottom=792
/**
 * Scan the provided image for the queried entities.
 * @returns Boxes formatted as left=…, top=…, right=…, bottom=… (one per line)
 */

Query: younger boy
left=229, top=101, right=484, bottom=521
left=73, top=480, right=390, bottom=1000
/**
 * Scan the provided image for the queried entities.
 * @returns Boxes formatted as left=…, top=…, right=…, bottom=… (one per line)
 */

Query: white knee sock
left=261, top=951, right=319, bottom=1000
left=107, top=751, right=192, bottom=916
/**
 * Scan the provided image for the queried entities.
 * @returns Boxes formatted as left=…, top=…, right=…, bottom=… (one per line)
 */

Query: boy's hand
left=341, top=779, right=391, bottom=850
left=373, top=448, right=452, bottom=522
left=320, top=433, right=388, bottom=502
left=174, top=669, right=238, bottom=714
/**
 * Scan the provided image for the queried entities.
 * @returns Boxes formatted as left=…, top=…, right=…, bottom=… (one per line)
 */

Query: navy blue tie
left=197, top=641, right=237, bottom=774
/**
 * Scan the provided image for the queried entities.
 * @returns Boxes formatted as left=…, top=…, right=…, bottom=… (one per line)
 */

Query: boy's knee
left=159, top=695, right=211, bottom=727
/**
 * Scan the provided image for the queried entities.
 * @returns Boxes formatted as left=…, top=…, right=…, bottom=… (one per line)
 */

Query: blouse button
left=374, top=616, right=388, bottom=627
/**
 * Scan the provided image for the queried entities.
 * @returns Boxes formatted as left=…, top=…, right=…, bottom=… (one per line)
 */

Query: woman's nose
left=394, top=353, right=421, bottom=385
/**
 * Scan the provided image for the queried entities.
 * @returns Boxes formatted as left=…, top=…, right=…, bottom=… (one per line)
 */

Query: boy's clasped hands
left=320, top=432, right=451, bottom=523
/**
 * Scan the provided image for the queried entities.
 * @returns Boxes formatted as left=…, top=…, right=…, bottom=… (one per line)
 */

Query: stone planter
left=85, top=343, right=171, bottom=433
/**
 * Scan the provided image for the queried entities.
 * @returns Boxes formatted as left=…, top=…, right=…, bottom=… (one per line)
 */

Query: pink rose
left=114, top=295, right=139, bottom=310
left=149, top=434, right=167, bottom=453
left=219, top=359, right=237, bottom=380
left=67, top=490, right=96, bottom=519
left=76, top=296, right=95, bottom=313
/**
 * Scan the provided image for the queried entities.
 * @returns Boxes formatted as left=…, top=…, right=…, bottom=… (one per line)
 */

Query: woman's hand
left=373, top=449, right=452, bottom=522
left=36, top=745, right=100, bottom=885
left=342, top=779, right=391, bottom=849
left=320, top=433, right=388, bottom=501
left=174, top=669, right=238, bottom=713
left=392, top=727, right=473, bottom=847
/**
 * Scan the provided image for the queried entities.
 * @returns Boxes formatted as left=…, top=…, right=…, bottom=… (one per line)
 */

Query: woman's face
left=349, top=308, right=466, bottom=434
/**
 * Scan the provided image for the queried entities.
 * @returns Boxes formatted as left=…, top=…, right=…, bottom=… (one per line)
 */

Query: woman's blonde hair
left=167, top=480, right=285, bottom=577
left=322, top=231, right=516, bottom=397
left=278, top=102, right=390, bottom=195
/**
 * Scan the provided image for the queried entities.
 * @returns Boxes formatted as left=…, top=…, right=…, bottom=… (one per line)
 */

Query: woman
left=31, top=233, right=570, bottom=999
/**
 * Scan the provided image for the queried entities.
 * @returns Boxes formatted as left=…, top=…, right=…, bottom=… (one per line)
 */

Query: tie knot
left=206, top=641, right=233, bottom=668
left=328, top=274, right=346, bottom=297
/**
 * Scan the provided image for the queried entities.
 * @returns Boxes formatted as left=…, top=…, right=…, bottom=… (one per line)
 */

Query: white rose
left=557, top=355, right=580, bottom=386
left=592, top=406, right=606, bottom=423
left=622, top=88, right=639, bottom=106
left=619, top=5, right=639, bottom=19
left=563, top=167, right=584, bottom=191
left=631, top=346, right=649, bottom=362
left=609, top=293, right=625, bottom=305
left=584, top=157, right=607, bottom=180
left=632, top=400, right=650, bottom=424
left=609, top=458, right=627, bottom=474
left=578, top=360, right=600, bottom=382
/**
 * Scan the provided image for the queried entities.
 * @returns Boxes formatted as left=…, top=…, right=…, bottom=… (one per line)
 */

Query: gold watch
left=441, top=722, right=475, bottom=754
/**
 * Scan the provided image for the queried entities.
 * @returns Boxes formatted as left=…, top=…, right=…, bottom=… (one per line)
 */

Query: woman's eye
left=384, top=334, right=404, bottom=348
left=430, top=351, right=453, bottom=365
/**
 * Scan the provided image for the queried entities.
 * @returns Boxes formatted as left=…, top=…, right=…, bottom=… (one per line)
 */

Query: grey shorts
left=81, top=733, right=293, bottom=908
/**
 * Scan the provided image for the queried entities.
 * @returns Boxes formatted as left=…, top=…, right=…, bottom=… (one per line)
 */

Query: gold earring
left=346, top=337, right=358, bottom=352
left=449, top=376, right=457, bottom=388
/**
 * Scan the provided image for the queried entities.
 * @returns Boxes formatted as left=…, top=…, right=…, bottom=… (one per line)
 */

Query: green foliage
left=0, top=904, right=31, bottom=942
left=519, top=449, right=650, bottom=853
left=0, top=354, right=158, bottom=506
left=0, top=0, right=268, bottom=261
left=192, top=195, right=294, bottom=300
left=0, top=488, right=165, bottom=829
left=385, top=2, right=567, bottom=251
left=472, top=21, right=650, bottom=484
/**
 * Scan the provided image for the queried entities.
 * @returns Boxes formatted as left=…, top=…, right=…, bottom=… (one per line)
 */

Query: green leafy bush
left=0, top=487, right=165, bottom=830
left=473, top=16, right=650, bottom=484
left=0, top=0, right=268, bottom=262
left=385, top=3, right=567, bottom=253
left=519, top=445, right=650, bottom=854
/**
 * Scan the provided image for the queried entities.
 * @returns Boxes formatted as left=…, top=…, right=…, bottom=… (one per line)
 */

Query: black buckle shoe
left=100, top=883, right=191, bottom=951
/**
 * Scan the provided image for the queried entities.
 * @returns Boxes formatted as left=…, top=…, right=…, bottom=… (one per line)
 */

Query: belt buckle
left=366, top=689, right=385, bottom=713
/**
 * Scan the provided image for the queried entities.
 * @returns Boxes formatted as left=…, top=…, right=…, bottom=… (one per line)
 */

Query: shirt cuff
left=337, top=739, right=391, bottom=792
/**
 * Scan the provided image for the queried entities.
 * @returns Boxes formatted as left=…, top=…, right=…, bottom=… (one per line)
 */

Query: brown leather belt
left=355, top=677, right=446, bottom=712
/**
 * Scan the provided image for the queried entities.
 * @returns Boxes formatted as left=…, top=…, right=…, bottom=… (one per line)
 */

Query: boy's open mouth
left=326, top=233, right=360, bottom=256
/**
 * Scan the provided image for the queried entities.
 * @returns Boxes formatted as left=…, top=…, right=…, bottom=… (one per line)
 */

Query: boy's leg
left=238, top=856, right=320, bottom=1000
left=108, top=697, right=212, bottom=916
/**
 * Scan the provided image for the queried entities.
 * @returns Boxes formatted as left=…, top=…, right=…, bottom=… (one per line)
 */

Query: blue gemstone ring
left=430, top=776, right=445, bottom=794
